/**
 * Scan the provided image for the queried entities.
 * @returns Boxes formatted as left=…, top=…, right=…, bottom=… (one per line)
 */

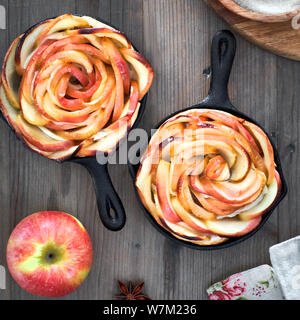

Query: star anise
left=115, top=280, right=152, bottom=300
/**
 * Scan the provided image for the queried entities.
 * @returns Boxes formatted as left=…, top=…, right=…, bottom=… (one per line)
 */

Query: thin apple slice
left=154, top=191, right=228, bottom=245
left=36, top=14, right=89, bottom=45
left=192, top=190, right=242, bottom=216
left=229, top=146, right=250, bottom=181
left=39, top=35, right=88, bottom=63
left=0, top=85, right=20, bottom=133
left=156, top=160, right=181, bottom=223
left=208, top=121, right=266, bottom=175
left=77, top=97, right=141, bottom=157
left=190, top=175, right=210, bottom=195
left=88, top=64, right=115, bottom=105
left=55, top=90, right=115, bottom=140
left=118, top=81, right=139, bottom=118
left=206, top=216, right=262, bottom=237
left=160, top=114, right=192, bottom=130
left=171, top=198, right=212, bottom=233
left=128, top=100, right=141, bottom=125
left=198, top=109, right=261, bottom=154
left=153, top=191, right=210, bottom=240
left=76, top=118, right=129, bottom=156
left=174, top=137, right=237, bottom=169
left=186, top=236, right=228, bottom=246
left=20, top=96, right=49, bottom=126
left=160, top=220, right=211, bottom=242
left=169, top=161, right=194, bottom=194
left=23, top=138, right=80, bottom=161
left=177, top=174, right=215, bottom=220
left=141, top=123, right=185, bottom=163
left=76, top=28, right=132, bottom=49
left=244, top=121, right=275, bottom=185
left=239, top=171, right=281, bottom=220
left=48, top=145, right=81, bottom=162
left=15, top=20, right=50, bottom=75
left=100, top=37, right=129, bottom=119
left=1, top=36, right=22, bottom=108
left=42, top=49, right=94, bottom=74
left=41, top=93, right=95, bottom=123
left=19, top=38, right=55, bottom=105
left=16, top=114, right=75, bottom=152
left=199, top=134, right=250, bottom=181
left=136, top=159, right=157, bottom=215
left=170, top=232, right=228, bottom=246
left=205, top=155, right=230, bottom=181
left=81, top=16, right=115, bottom=30
left=22, top=138, right=53, bottom=157
left=199, top=168, right=266, bottom=205
left=120, top=48, right=154, bottom=99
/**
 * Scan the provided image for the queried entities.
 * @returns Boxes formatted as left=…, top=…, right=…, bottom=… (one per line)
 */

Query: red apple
left=6, top=211, right=93, bottom=297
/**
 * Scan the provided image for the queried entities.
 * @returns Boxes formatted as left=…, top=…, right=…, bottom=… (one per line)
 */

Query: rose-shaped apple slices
left=0, top=14, right=153, bottom=161
left=136, top=109, right=281, bottom=246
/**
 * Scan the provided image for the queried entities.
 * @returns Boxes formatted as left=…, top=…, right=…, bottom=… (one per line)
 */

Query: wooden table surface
left=0, top=0, right=298, bottom=300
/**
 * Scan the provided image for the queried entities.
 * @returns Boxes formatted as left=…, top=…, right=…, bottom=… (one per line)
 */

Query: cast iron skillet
left=0, top=17, right=149, bottom=232
left=128, top=30, right=288, bottom=250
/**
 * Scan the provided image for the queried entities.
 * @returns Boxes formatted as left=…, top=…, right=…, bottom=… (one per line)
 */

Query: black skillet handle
left=72, top=157, right=126, bottom=231
left=205, top=30, right=236, bottom=108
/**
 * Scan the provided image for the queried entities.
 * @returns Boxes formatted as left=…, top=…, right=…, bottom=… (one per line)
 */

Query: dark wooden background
left=0, top=0, right=298, bottom=300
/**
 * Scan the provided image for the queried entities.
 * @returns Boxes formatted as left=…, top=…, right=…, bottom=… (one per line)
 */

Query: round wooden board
left=206, top=0, right=300, bottom=61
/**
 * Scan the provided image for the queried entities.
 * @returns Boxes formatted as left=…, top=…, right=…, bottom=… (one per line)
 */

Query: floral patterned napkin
left=207, top=265, right=284, bottom=300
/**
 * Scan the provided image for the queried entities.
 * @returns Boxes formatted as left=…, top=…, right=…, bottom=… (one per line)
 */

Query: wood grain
left=218, top=0, right=300, bottom=23
left=0, top=0, right=298, bottom=300
left=207, top=0, right=300, bottom=61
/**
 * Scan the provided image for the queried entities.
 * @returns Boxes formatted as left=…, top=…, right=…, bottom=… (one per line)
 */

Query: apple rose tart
left=136, top=109, right=281, bottom=246
left=0, top=14, right=153, bottom=160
